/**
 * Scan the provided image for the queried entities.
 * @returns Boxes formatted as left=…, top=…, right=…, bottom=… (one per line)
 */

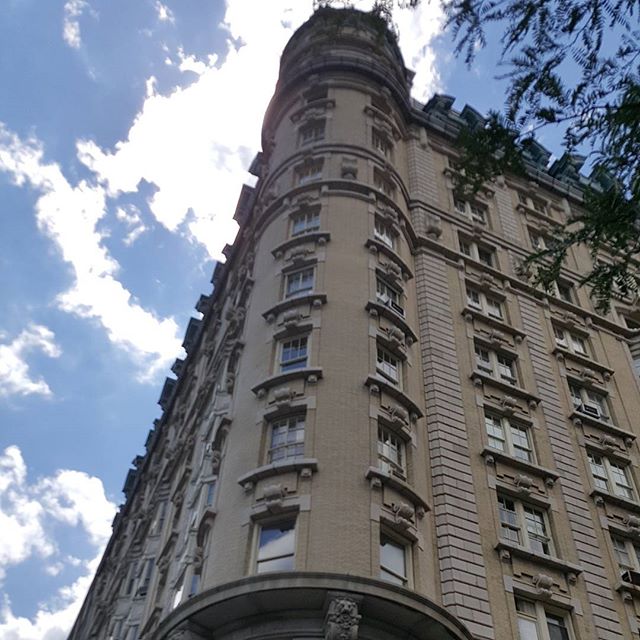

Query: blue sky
left=0, top=1, right=560, bottom=637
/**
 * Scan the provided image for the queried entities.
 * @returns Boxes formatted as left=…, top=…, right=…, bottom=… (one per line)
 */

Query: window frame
left=373, top=168, right=396, bottom=198
left=379, top=532, right=410, bottom=586
left=466, top=286, right=504, bottom=320
left=498, top=495, right=554, bottom=556
left=454, top=197, right=488, bottom=224
left=298, top=119, right=325, bottom=146
left=290, top=209, right=320, bottom=237
left=474, top=344, right=518, bottom=385
left=459, top=235, right=495, bottom=267
left=587, top=451, right=636, bottom=500
left=484, top=412, right=535, bottom=463
left=553, top=326, right=588, bottom=356
left=279, top=335, right=309, bottom=373
left=296, top=160, right=323, bottom=186
left=569, top=383, right=609, bottom=420
left=376, top=344, right=401, bottom=385
left=267, top=414, right=305, bottom=463
left=377, top=424, right=406, bottom=478
left=372, top=127, right=393, bottom=158
left=374, top=217, right=395, bottom=249
left=284, top=266, right=315, bottom=298
left=514, top=596, right=572, bottom=640
left=376, top=277, right=404, bottom=316
left=255, top=520, right=296, bottom=574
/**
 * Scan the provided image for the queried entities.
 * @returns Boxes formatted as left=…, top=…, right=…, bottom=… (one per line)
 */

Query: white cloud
left=0, top=325, right=61, bottom=398
left=62, top=0, right=89, bottom=49
left=0, top=447, right=115, bottom=640
left=0, top=125, right=182, bottom=380
left=115, top=205, right=147, bottom=246
left=155, top=0, right=175, bottom=23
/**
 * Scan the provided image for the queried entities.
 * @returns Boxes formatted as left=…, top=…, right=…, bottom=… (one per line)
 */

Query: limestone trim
left=262, top=293, right=327, bottom=322
left=252, top=368, right=324, bottom=397
left=365, top=301, right=418, bottom=343
left=365, top=466, right=429, bottom=512
left=495, top=541, right=582, bottom=576
left=271, top=231, right=331, bottom=258
left=364, top=375, right=423, bottom=418
left=481, top=447, right=559, bottom=485
left=570, top=411, right=635, bottom=442
left=237, top=458, right=319, bottom=487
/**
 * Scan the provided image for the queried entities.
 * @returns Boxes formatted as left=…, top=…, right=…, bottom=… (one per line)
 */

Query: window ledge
left=366, top=301, right=418, bottom=343
left=495, top=541, right=582, bottom=576
left=252, top=368, right=323, bottom=396
left=365, top=238, right=413, bottom=280
left=481, top=447, right=559, bottom=484
left=262, top=293, right=327, bottom=322
left=366, top=467, right=430, bottom=512
left=237, top=458, right=319, bottom=488
left=570, top=411, right=635, bottom=443
left=271, top=232, right=331, bottom=258
left=616, top=580, right=640, bottom=599
left=364, top=375, right=423, bottom=419
left=553, top=347, right=614, bottom=378
left=462, top=307, right=526, bottom=342
left=590, top=489, right=640, bottom=514
left=470, top=371, right=541, bottom=407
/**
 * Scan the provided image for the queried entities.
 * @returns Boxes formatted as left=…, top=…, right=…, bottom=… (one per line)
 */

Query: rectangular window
left=612, top=535, right=640, bottom=573
left=299, top=120, right=325, bottom=145
left=376, top=278, right=404, bottom=316
left=380, top=535, right=407, bottom=585
left=530, top=231, right=547, bottom=251
left=280, top=336, right=308, bottom=373
left=550, top=281, right=573, bottom=303
left=372, top=129, right=392, bottom=157
left=518, top=193, right=548, bottom=215
left=515, top=597, right=571, bottom=640
left=569, top=384, right=608, bottom=420
left=376, top=346, right=400, bottom=384
left=454, top=198, right=487, bottom=223
left=498, top=496, right=552, bottom=555
left=125, top=560, right=138, bottom=596
left=269, top=415, right=305, bottom=462
left=588, top=452, right=635, bottom=500
left=150, top=501, right=167, bottom=536
left=188, top=572, right=200, bottom=597
left=373, top=169, right=395, bottom=197
left=374, top=217, right=395, bottom=248
left=204, top=480, right=217, bottom=507
left=475, top=345, right=517, bottom=385
left=256, top=521, right=295, bottom=573
left=296, top=161, right=323, bottom=185
left=291, top=210, right=320, bottom=236
left=125, top=626, right=139, bottom=640
left=485, top=413, right=534, bottom=462
left=378, top=425, right=405, bottom=477
left=459, top=236, right=495, bottom=267
left=285, top=267, right=314, bottom=298
left=466, top=287, right=504, bottom=319
left=172, top=577, right=184, bottom=610
left=137, top=558, right=154, bottom=596
left=554, top=327, right=587, bottom=356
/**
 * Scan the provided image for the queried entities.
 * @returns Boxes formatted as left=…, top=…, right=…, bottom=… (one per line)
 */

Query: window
left=588, top=452, right=636, bottom=500
left=279, top=336, right=308, bottom=372
left=374, top=217, right=395, bottom=248
left=296, top=160, right=322, bottom=185
left=548, top=280, right=573, bottom=303
left=188, top=572, right=200, bottom=597
left=125, top=625, right=139, bottom=640
left=111, top=619, right=124, bottom=640
left=256, top=521, right=295, bottom=573
left=137, top=557, right=154, bottom=596
left=569, top=384, right=608, bottom=420
left=291, top=210, right=320, bottom=236
left=285, top=267, right=314, bottom=298
left=376, top=278, right=404, bottom=316
left=518, top=192, right=548, bottom=215
left=485, top=413, right=534, bottom=462
left=268, top=415, right=305, bottom=462
left=372, top=128, right=392, bottom=157
left=466, top=287, right=503, bottom=319
left=498, top=496, right=552, bottom=555
left=380, top=534, right=408, bottom=585
left=377, top=346, right=400, bottom=384
left=553, top=327, right=587, bottom=356
left=171, top=576, right=184, bottom=610
left=378, top=425, right=405, bottom=476
left=373, top=169, right=395, bottom=197
left=454, top=198, right=487, bottom=224
left=299, top=120, right=325, bottom=145
left=515, top=597, right=571, bottom=640
left=204, top=480, right=217, bottom=507
left=530, top=231, right=548, bottom=251
left=612, top=535, right=640, bottom=574
left=124, top=560, right=138, bottom=596
left=459, top=236, right=495, bottom=267
left=475, top=345, right=517, bottom=385
left=150, top=501, right=167, bottom=536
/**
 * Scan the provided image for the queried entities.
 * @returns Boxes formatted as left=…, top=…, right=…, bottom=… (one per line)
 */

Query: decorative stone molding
left=625, top=515, right=640, bottom=533
left=273, top=387, right=296, bottom=409
left=599, top=434, right=618, bottom=451
left=533, top=573, right=554, bottom=598
left=514, top=474, right=533, bottom=493
left=501, top=395, right=518, bottom=415
left=392, top=502, right=415, bottom=530
left=263, top=483, right=286, bottom=512
left=324, top=596, right=361, bottom=640
left=424, top=212, right=442, bottom=239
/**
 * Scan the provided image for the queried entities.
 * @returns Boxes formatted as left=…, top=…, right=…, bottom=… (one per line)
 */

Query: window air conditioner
left=389, top=300, right=405, bottom=317
left=580, top=403, right=601, bottom=419
left=621, top=569, right=640, bottom=586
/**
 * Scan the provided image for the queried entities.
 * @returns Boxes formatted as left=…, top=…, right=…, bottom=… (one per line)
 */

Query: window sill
left=470, top=370, right=541, bottom=407
left=590, top=488, right=640, bottom=513
left=364, top=375, right=423, bottom=418
left=365, top=238, right=413, bottom=280
left=271, top=232, right=331, bottom=258
left=237, top=458, right=319, bottom=488
left=366, top=467, right=429, bottom=512
left=366, top=301, right=418, bottom=343
left=616, top=580, right=640, bottom=599
left=481, top=447, right=559, bottom=485
left=570, top=411, right=635, bottom=443
left=495, top=541, right=582, bottom=576
left=252, top=368, right=323, bottom=397
left=462, top=307, right=526, bottom=342
left=263, top=293, right=327, bottom=322
left=553, top=347, right=614, bottom=378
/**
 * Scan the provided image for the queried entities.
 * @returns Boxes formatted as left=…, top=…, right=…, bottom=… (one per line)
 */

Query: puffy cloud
left=154, top=1, right=175, bottom=23
left=0, top=325, right=61, bottom=398
left=62, top=0, right=89, bottom=49
left=115, top=205, right=147, bottom=246
left=0, top=447, right=115, bottom=639
left=0, top=125, right=182, bottom=380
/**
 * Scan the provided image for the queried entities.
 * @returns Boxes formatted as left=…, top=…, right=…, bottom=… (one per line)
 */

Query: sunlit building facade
left=70, top=8, right=640, bottom=640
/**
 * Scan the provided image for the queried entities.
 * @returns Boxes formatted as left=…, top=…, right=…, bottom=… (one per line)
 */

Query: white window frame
left=374, top=217, right=395, bottom=249
left=136, top=557, right=154, bottom=597
left=377, top=424, right=405, bottom=477
left=514, top=596, right=572, bottom=640
left=171, top=574, right=185, bottom=610
left=285, top=267, right=314, bottom=298
left=498, top=495, right=553, bottom=555
left=279, top=336, right=309, bottom=373
left=529, top=230, right=548, bottom=251
left=569, top=383, right=609, bottom=420
left=553, top=326, right=588, bottom=356
left=459, top=236, right=495, bottom=267
left=372, top=128, right=393, bottom=158
left=290, top=209, right=320, bottom=236
left=256, top=520, right=296, bottom=574
left=466, top=286, right=504, bottom=320
left=268, top=414, right=305, bottom=462
left=548, top=280, right=573, bottom=302
left=454, top=197, right=487, bottom=224
left=587, top=451, right=636, bottom=500
left=484, top=412, right=534, bottom=463
left=475, top=345, right=517, bottom=385
left=373, top=169, right=395, bottom=197
left=298, top=120, right=325, bottom=145
left=376, top=277, right=404, bottom=316
left=296, top=160, right=323, bottom=186
left=518, top=192, right=548, bottom=215
left=376, top=345, right=400, bottom=385
left=612, top=534, right=640, bottom=574
left=150, top=500, right=167, bottom=536
left=380, top=533, right=409, bottom=586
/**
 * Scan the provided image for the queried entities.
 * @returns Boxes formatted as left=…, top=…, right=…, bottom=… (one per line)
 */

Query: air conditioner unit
left=389, top=300, right=405, bottom=317
left=622, top=569, right=640, bottom=586
left=581, top=403, right=601, bottom=419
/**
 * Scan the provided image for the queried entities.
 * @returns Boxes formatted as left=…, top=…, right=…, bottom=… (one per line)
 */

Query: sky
left=0, top=1, right=544, bottom=638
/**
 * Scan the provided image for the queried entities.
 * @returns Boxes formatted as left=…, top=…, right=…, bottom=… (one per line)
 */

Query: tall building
left=70, top=7, right=640, bottom=640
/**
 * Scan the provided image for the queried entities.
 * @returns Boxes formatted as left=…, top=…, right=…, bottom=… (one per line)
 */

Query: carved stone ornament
left=263, top=483, right=286, bottom=512
left=324, top=596, right=361, bottom=640
left=515, top=474, right=533, bottom=493
left=424, top=212, right=442, bottom=239
left=625, top=515, right=640, bottom=532
left=274, top=387, right=295, bottom=409
left=599, top=434, right=618, bottom=451
left=392, top=502, right=415, bottom=529
left=388, top=404, right=408, bottom=426
left=501, top=395, right=518, bottom=415
left=533, top=573, right=554, bottom=598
